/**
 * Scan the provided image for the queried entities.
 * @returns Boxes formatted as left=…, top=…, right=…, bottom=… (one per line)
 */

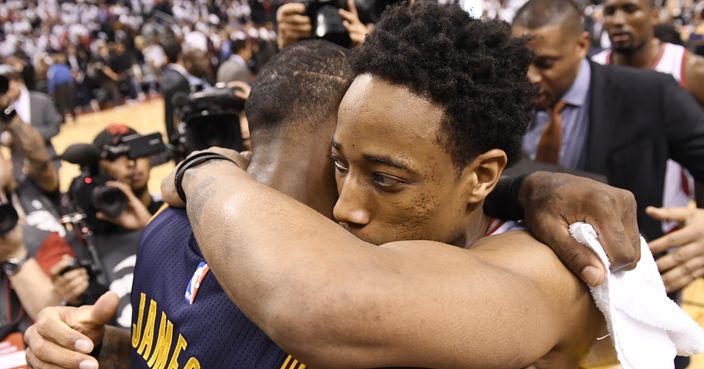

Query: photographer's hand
left=96, top=181, right=152, bottom=230
left=0, top=224, right=25, bottom=261
left=227, top=81, right=252, bottom=150
left=277, top=3, right=312, bottom=49
left=339, top=0, right=370, bottom=46
left=2, top=225, right=64, bottom=319
left=50, top=256, right=90, bottom=305
left=24, top=292, right=126, bottom=369
left=226, top=81, right=252, bottom=101
left=5, top=114, right=59, bottom=193
left=162, top=147, right=251, bottom=207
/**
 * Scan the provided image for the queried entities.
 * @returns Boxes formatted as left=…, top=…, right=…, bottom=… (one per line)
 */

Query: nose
left=527, top=65, right=542, bottom=85
left=126, top=158, right=136, bottom=171
left=610, top=9, right=626, bottom=27
left=333, top=176, right=371, bottom=229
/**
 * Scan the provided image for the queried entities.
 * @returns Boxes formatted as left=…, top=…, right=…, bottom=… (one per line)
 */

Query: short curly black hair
left=351, top=2, right=534, bottom=167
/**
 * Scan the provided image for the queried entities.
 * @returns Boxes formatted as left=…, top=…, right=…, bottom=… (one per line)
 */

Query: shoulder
left=29, top=91, right=52, bottom=105
left=471, top=231, right=595, bottom=319
left=387, top=231, right=584, bottom=297
left=591, top=61, right=678, bottom=102
left=384, top=232, right=603, bottom=359
left=141, top=206, right=192, bottom=244
left=591, top=60, right=673, bottom=84
left=161, top=69, right=188, bottom=88
left=472, top=231, right=603, bottom=351
left=472, top=231, right=572, bottom=279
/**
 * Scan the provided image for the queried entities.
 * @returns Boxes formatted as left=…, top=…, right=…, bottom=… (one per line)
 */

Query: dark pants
left=53, top=82, right=76, bottom=117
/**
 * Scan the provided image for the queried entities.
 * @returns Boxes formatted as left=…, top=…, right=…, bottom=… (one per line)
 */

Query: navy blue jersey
left=130, top=207, right=305, bottom=369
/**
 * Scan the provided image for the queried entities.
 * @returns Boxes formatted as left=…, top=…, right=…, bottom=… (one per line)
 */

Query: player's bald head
left=513, top=0, right=584, bottom=38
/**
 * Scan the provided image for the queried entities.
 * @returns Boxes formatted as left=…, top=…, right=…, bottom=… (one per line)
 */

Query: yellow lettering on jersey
left=281, top=355, right=307, bottom=369
left=132, top=293, right=147, bottom=348
left=147, top=311, right=174, bottom=369
left=130, top=293, right=201, bottom=369
left=137, top=299, right=158, bottom=359
left=183, top=357, right=201, bottom=369
left=166, top=334, right=188, bottom=369
left=281, top=355, right=292, bottom=369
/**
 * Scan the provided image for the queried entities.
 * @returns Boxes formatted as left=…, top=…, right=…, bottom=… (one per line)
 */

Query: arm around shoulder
left=183, top=160, right=601, bottom=368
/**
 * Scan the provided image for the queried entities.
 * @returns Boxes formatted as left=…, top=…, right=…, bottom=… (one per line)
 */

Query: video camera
left=63, top=133, right=166, bottom=228
left=171, top=85, right=246, bottom=162
left=294, top=0, right=399, bottom=47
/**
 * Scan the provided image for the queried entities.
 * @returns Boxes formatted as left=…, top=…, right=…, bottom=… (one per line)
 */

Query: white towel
left=569, top=222, right=704, bottom=369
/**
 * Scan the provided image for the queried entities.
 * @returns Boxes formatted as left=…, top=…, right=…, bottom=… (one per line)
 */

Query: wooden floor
left=53, top=99, right=704, bottom=368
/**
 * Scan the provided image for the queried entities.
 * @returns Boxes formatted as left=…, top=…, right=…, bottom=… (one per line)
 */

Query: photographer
left=92, top=124, right=164, bottom=221
left=0, top=75, right=78, bottom=351
left=277, top=0, right=373, bottom=49
left=161, top=36, right=213, bottom=147
left=0, top=66, right=62, bottom=180
left=60, top=124, right=163, bottom=328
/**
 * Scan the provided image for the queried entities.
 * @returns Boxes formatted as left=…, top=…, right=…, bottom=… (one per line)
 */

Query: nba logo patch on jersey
left=185, top=261, right=210, bottom=304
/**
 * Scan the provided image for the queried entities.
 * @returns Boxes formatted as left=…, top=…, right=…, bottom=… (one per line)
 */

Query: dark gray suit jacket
left=216, top=57, right=253, bottom=85
left=517, top=62, right=704, bottom=241
left=580, top=62, right=704, bottom=240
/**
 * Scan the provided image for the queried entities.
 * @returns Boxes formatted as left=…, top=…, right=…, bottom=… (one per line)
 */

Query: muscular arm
left=184, top=161, right=597, bottom=369
left=5, top=115, right=59, bottom=192
left=97, top=326, right=131, bottom=369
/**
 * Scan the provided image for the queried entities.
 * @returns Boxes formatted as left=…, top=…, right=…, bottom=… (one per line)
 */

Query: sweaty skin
left=179, top=76, right=604, bottom=369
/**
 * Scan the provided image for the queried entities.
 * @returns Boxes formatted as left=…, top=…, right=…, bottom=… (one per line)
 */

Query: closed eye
left=372, top=173, right=404, bottom=189
left=330, top=154, right=348, bottom=174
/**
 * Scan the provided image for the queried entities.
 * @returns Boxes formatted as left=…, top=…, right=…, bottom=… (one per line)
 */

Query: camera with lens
left=172, top=85, right=246, bottom=162
left=63, top=133, right=165, bottom=229
left=294, top=0, right=399, bottom=47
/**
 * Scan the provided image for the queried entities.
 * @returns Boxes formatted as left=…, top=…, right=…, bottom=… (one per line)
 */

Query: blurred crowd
left=0, top=0, right=279, bottom=120
left=483, top=0, right=704, bottom=53
left=0, top=0, right=701, bottom=124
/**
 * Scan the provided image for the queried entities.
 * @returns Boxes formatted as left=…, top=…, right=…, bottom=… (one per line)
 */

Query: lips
left=610, top=31, right=632, bottom=43
left=534, top=92, right=549, bottom=108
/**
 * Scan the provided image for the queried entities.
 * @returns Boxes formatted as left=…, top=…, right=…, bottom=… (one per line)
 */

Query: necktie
left=535, top=100, right=567, bottom=165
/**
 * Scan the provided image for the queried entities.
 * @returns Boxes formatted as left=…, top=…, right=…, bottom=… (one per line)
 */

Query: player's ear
left=460, top=149, right=507, bottom=205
